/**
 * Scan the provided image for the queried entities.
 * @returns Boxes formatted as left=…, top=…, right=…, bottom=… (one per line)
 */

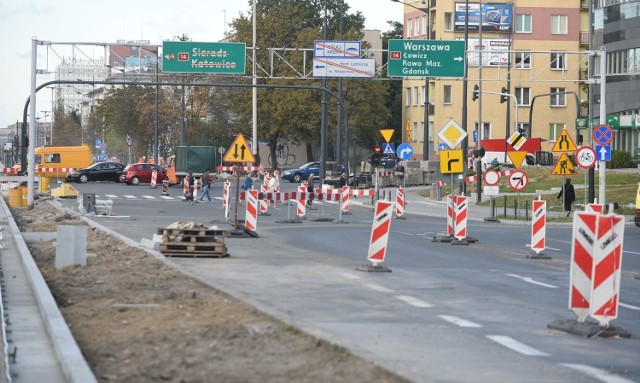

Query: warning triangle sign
left=551, top=128, right=577, bottom=152
left=507, top=151, right=528, bottom=169
left=551, top=152, right=577, bottom=175
left=381, top=129, right=394, bottom=143
left=223, top=133, right=256, bottom=163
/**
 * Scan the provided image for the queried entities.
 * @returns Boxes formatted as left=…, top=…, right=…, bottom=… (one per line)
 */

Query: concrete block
left=55, top=225, right=87, bottom=269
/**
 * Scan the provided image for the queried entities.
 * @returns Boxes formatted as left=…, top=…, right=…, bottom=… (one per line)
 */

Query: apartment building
left=397, top=0, right=589, bottom=161
left=591, top=0, right=640, bottom=159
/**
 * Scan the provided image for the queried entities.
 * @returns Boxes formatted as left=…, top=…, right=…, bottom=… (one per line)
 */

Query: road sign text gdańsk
left=162, top=41, right=246, bottom=74
left=387, top=40, right=465, bottom=78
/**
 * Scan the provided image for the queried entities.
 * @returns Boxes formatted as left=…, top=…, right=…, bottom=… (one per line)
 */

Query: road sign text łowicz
left=387, top=40, right=465, bottom=78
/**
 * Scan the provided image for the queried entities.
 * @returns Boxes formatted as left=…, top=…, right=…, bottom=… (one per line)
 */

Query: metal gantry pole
left=252, top=0, right=258, bottom=156
left=598, top=47, right=607, bottom=207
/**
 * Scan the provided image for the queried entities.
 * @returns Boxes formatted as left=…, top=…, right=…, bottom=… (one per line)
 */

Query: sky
left=0, top=0, right=400, bottom=128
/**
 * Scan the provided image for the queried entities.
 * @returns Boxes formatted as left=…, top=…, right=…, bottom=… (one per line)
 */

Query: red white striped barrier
left=446, top=195, right=454, bottom=236
left=223, top=181, right=230, bottom=218
left=350, top=189, right=374, bottom=197
left=395, top=187, right=405, bottom=218
left=216, top=165, right=263, bottom=173
left=341, top=186, right=350, bottom=213
left=367, top=200, right=393, bottom=266
left=151, top=170, right=157, bottom=187
left=453, top=195, right=468, bottom=241
left=296, top=185, right=306, bottom=218
left=376, top=170, right=393, bottom=177
left=260, top=183, right=269, bottom=214
left=570, top=212, right=597, bottom=322
left=37, top=167, right=79, bottom=173
left=193, top=178, right=199, bottom=200
left=530, top=200, right=546, bottom=254
left=245, top=190, right=259, bottom=231
left=590, top=214, right=625, bottom=326
left=586, top=203, right=604, bottom=214
left=183, top=177, right=189, bottom=198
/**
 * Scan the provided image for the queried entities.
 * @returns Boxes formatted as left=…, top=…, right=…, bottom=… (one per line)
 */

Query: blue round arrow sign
left=396, top=143, right=414, bottom=161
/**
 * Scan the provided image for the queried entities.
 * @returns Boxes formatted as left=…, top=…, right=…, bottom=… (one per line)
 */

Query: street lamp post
left=391, top=0, right=430, bottom=161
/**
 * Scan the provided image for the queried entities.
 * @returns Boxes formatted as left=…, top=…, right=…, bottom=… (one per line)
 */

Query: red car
left=121, top=163, right=167, bottom=185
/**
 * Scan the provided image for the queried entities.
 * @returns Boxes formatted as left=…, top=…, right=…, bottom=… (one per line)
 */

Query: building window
left=421, top=85, right=426, bottom=104
left=405, top=88, right=411, bottom=107
left=515, top=14, right=532, bottom=33
left=444, top=12, right=453, bottom=31
left=474, top=122, right=491, bottom=140
left=549, top=123, right=565, bottom=142
left=443, top=85, right=452, bottom=104
left=414, top=86, right=420, bottom=106
left=550, top=52, right=566, bottom=70
left=515, top=51, right=531, bottom=69
left=515, top=87, right=530, bottom=106
left=422, top=15, right=428, bottom=36
left=412, top=122, right=418, bottom=142
left=420, top=122, right=425, bottom=142
left=551, top=15, right=568, bottom=34
left=414, top=17, right=421, bottom=37
left=407, top=18, right=413, bottom=38
left=550, top=88, right=566, bottom=107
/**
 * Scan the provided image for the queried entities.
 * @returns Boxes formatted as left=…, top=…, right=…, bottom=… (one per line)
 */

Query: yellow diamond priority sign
left=223, top=133, right=256, bottom=163
left=437, top=118, right=467, bottom=149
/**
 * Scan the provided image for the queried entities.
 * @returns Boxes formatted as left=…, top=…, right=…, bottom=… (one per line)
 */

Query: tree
left=226, top=0, right=391, bottom=171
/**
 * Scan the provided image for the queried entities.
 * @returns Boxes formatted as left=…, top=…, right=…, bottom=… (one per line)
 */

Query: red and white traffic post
left=296, top=185, right=306, bottom=220
left=244, top=190, right=259, bottom=232
left=395, top=187, right=406, bottom=219
left=452, top=195, right=469, bottom=244
left=223, top=181, right=231, bottom=219
left=529, top=198, right=549, bottom=259
left=447, top=194, right=454, bottom=236
left=150, top=170, right=157, bottom=187
left=259, top=183, right=270, bottom=216
left=357, top=200, right=393, bottom=272
left=569, top=211, right=625, bottom=325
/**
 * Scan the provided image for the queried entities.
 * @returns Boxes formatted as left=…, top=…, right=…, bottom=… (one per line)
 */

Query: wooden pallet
left=159, top=242, right=228, bottom=258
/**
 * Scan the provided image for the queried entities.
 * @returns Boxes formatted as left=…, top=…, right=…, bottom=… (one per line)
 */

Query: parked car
left=65, top=161, right=125, bottom=183
left=281, top=161, right=346, bottom=183
left=121, top=163, right=167, bottom=185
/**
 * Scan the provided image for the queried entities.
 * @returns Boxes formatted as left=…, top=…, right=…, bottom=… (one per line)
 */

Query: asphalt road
left=53, top=179, right=640, bottom=383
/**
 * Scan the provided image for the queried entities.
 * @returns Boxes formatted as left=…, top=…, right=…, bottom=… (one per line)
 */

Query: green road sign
left=162, top=41, right=246, bottom=74
left=387, top=39, right=465, bottom=78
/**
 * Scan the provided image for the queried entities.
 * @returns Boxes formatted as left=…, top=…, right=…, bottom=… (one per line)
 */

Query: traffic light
left=472, top=84, right=479, bottom=101
left=500, top=87, right=509, bottom=103
left=371, top=145, right=382, bottom=166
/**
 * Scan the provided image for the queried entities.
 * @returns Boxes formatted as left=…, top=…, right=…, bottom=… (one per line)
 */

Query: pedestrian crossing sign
left=382, top=143, right=395, bottom=156
left=551, top=152, right=577, bottom=175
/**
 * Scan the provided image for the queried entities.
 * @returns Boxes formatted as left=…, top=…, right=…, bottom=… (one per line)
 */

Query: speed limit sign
left=126, top=134, right=132, bottom=147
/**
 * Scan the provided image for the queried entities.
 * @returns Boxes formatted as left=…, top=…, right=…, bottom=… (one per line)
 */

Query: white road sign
left=483, top=170, right=500, bottom=186
left=576, top=146, right=596, bottom=169
left=508, top=170, right=528, bottom=191
left=312, top=58, right=375, bottom=78
left=314, top=40, right=361, bottom=58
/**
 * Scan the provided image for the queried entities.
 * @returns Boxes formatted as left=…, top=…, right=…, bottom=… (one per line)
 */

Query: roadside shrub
left=607, top=150, right=635, bottom=168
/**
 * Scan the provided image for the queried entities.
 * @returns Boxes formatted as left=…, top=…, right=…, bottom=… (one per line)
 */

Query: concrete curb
left=0, top=198, right=97, bottom=383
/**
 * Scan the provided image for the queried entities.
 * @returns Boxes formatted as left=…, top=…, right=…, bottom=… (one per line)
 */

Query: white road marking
left=398, top=231, right=415, bottom=236
left=340, top=272, right=361, bottom=280
left=525, top=244, right=561, bottom=251
left=486, top=335, right=549, bottom=356
left=505, top=273, right=558, bottom=289
left=438, top=315, right=482, bottom=328
left=142, top=195, right=156, bottom=199
left=104, top=194, right=118, bottom=198
left=413, top=201, right=440, bottom=206
left=365, top=283, right=394, bottom=293
left=561, top=364, right=637, bottom=383
left=123, top=195, right=138, bottom=199
left=624, top=250, right=640, bottom=255
left=160, top=196, right=174, bottom=200
left=395, top=295, right=433, bottom=308
left=619, top=302, right=640, bottom=311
